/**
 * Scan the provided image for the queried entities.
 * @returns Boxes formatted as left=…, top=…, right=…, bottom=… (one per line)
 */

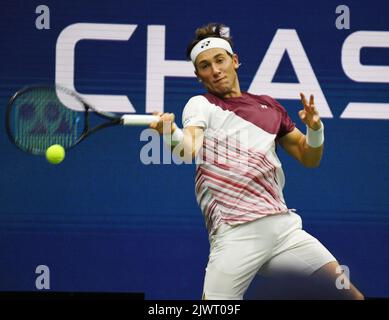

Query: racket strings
left=10, top=87, right=84, bottom=154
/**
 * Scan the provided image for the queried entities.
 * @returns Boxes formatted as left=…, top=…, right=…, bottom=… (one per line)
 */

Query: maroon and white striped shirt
left=182, top=92, right=295, bottom=235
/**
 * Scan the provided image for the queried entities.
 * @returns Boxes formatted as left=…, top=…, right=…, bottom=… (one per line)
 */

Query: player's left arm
left=279, top=93, right=323, bottom=168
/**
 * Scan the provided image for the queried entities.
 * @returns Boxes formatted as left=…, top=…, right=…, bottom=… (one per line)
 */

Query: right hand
left=149, top=112, right=177, bottom=135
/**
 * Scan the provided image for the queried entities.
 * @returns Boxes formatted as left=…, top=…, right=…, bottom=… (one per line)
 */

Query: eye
left=199, top=63, right=209, bottom=70
left=216, top=56, right=225, bottom=64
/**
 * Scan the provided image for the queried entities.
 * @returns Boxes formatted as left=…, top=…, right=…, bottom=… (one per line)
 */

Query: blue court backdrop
left=0, top=0, right=388, bottom=299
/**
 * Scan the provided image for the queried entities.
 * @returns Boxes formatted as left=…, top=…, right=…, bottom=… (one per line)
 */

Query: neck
left=223, top=86, right=242, bottom=99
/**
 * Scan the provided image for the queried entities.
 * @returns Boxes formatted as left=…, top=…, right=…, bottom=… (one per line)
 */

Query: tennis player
left=150, top=23, right=364, bottom=300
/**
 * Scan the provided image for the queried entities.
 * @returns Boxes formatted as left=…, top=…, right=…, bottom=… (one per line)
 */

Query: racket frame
left=5, top=85, right=135, bottom=155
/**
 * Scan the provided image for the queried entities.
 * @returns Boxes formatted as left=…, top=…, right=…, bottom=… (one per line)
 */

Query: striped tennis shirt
left=182, top=92, right=296, bottom=235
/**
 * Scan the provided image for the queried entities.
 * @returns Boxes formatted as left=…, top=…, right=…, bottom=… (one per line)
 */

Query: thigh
left=259, top=229, right=336, bottom=277
left=311, top=261, right=364, bottom=299
left=203, top=221, right=275, bottom=300
left=255, top=229, right=338, bottom=299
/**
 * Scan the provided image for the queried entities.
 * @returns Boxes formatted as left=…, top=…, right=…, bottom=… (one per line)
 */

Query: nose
left=210, top=63, right=221, bottom=77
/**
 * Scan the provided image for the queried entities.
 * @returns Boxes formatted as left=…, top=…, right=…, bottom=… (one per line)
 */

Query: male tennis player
left=150, top=23, right=364, bottom=300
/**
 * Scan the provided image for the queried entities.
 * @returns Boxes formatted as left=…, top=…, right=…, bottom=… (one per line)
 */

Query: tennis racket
left=5, top=85, right=160, bottom=155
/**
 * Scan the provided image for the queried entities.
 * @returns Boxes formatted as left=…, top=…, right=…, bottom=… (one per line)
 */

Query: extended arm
left=149, top=112, right=204, bottom=162
left=279, top=93, right=324, bottom=168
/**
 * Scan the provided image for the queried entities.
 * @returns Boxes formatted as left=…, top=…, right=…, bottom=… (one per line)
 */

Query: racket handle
left=121, top=114, right=160, bottom=126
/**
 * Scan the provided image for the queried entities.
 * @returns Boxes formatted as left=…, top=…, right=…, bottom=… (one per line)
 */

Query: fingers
left=161, top=113, right=175, bottom=123
left=309, top=94, right=314, bottom=107
left=300, top=92, right=308, bottom=107
left=149, top=111, right=176, bottom=134
left=298, top=109, right=306, bottom=122
left=299, top=93, right=322, bottom=129
left=300, top=93, right=315, bottom=113
left=150, top=112, right=162, bottom=129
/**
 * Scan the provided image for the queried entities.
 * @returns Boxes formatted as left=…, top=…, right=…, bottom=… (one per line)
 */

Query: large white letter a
left=248, top=29, right=333, bottom=118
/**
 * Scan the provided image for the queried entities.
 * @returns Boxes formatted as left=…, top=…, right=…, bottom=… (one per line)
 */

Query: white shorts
left=202, top=210, right=336, bottom=300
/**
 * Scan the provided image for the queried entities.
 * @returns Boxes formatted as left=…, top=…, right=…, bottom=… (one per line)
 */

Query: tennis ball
left=45, top=144, right=65, bottom=164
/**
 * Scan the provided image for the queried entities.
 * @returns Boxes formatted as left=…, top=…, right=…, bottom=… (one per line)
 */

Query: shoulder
left=187, top=95, right=209, bottom=103
left=182, top=95, right=214, bottom=128
left=245, top=93, right=287, bottom=113
left=184, top=95, right=212, bottom=109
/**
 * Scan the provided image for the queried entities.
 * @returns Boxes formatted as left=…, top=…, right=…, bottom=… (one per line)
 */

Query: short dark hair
left=186, top=23, right=233, bottom=60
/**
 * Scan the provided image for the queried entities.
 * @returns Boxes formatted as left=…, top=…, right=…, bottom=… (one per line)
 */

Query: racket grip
left=121, top=114, right=160, bottom=126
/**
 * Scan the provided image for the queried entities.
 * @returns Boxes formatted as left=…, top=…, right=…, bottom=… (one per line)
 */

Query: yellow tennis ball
left=45, top=144, right=65, bottom=164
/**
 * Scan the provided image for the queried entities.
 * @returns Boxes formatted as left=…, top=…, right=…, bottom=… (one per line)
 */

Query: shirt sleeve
left=181, top=95, right=212, bottom=129
left=262, top=95, right=295, bottom=139
left=277, top=106, right=295, bottom=139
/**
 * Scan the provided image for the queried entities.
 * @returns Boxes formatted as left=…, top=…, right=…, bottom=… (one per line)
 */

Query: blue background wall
left=0, top=0, right=388, bottom=299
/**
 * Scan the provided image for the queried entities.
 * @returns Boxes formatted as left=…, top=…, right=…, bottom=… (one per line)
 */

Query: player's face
left=195, top=48, right=240, bottom=98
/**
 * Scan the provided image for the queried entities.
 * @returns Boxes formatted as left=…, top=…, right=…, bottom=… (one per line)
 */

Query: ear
left=232, top=53, right=240, bottom=70
left=194, top=70, right=202, bottom=83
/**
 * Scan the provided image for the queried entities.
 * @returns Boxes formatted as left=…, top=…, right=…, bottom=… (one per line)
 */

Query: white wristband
left=163, top=124, right=184, bottom=147
left=306, top=122, right=324, bottom=148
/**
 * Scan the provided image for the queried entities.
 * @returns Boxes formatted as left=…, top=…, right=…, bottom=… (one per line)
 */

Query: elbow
left=300, top=147, right=323, bottom=168
left=305, top=163, right=321, bottom=168
left=302, top=160, right=321, bottom=168
left=300, top=153, right=322, bottom=167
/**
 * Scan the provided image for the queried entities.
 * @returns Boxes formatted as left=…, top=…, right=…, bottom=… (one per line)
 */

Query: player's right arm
left=149, top=112, right=204, bottom=160
left=180, top=125, right=205, bottom=160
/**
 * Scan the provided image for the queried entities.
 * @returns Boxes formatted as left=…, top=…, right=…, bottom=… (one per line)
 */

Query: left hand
left=298, top=93, right=322, bottom=130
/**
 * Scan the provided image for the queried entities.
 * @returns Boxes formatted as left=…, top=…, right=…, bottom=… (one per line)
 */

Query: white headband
left=190, top=37, right=233, bottom=64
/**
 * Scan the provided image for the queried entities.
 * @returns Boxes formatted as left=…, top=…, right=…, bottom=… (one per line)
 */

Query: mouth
left=213, top=77, right=227, bottom=84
